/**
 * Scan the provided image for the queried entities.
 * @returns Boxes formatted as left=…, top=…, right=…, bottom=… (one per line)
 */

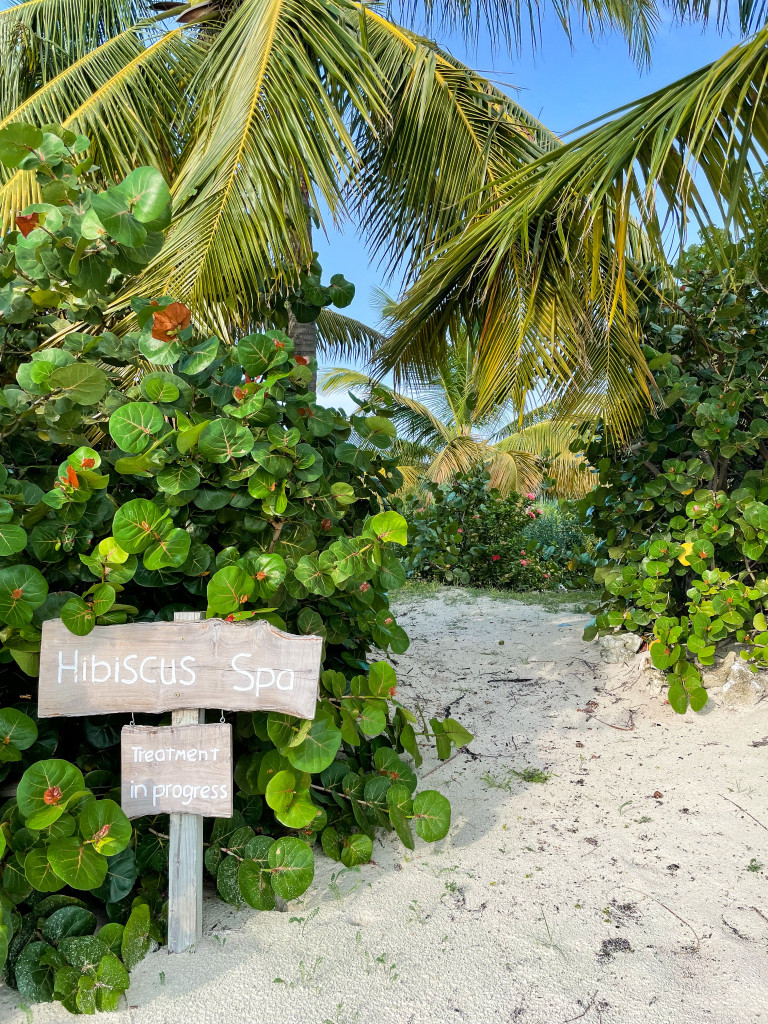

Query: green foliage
left=0, top=123, right=468, bottom=1011
left=577, top=261, right=768, bottom=712
left=401, top=469, right=587, bottom=589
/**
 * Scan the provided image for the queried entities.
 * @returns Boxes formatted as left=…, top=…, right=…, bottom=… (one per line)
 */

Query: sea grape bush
left=577, top=261, right=768, bottom=712
left=0, top=124, right=470, bottom=1011
left=402, top=469, right=584, bottom=589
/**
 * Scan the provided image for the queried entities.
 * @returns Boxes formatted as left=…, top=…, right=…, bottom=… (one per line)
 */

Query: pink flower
left=543, top=573, right=549, bottom=578
left=520, top=559, right=528, bottom=566
left=536, top=508, right=543, bottom=515
left=526, top=492, right=535, bottom=500
left=527, top=510, right=536, bottom=518
left=457, top=528, right=463, bottom=533
left=492, top=555, right=501, bottom=562
left=521, top=549, right=525, bottom=555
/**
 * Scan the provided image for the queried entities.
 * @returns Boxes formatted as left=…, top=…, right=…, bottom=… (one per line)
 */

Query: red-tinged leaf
left=152, top=302, right=191, bottom=342
left=16, top=213, right=40, bottom=237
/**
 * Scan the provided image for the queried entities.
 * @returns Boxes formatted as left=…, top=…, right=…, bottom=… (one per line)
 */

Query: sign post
left=169, top=611, right=204, bottom=954
left=38, top=611, right=322, bottom=954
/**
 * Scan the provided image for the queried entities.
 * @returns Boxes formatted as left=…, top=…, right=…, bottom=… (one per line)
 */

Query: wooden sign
left=38, top=617, right=322, bottom=720
left=121, top=723, right=233, bottom=819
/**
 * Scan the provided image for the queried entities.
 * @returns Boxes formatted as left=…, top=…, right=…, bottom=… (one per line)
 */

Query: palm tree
left=320, top=330, right=592, bottom=497
left=0, top=0, right=666, bottom=372
left=379, top=2, right=768, bottom=437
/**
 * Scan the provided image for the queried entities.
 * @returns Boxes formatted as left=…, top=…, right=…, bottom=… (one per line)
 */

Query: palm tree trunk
left=287, top=309, right=317, bottom=363
left=287, top=175, right=317, bottom=389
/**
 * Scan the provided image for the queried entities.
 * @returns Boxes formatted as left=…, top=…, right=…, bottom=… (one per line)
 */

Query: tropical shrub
left=0, top=124, right=469, bottom=1011
left=577, top=260, right=768, bottom=712
left=521, top=499, right=595, bottom=573
left=401, top=469, right=582, bottom=589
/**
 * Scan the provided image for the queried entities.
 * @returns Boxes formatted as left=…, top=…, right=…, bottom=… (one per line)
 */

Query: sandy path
left=3, top=589, right=768, bottom=1024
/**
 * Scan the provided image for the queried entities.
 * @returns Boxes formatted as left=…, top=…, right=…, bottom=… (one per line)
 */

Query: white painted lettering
left=57, top=649, right=79, bottom=685
left=178, top=655, right=196, bottom=685
left=276, top=669, right=294, bottom=691
left=231, top=652, right=254, bottom=691
left=159, top=659, right=175, bottom=686
left=122, top=654, right=138, bottom=685
left=90, top=655, right=111, bottom=684
left=256, top=667, right=275, bottom=696
left=139, top=656, right=157, bottom=683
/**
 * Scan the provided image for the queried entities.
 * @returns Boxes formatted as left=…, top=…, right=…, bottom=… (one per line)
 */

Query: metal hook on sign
left=130, top=712, right=135, bottom=727
left=220, top=710, right=225, bottom=723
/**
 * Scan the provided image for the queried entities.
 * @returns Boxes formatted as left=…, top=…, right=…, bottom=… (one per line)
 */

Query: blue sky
left=315, top=10, right=739, bottom=334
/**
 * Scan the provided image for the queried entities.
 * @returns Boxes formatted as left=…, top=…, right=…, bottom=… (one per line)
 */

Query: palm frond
left=351, top=11, right=561, bottom=284
left=140, top=0, right=385, bottom=324
left=0, top=0, right=156, bottom=115
left=494, top=418, right=594, bottom=497
left=315, top=309, right=386, bottom=362
left=391, top=0, right=661, bottom=66
left=0, top=20, right=199, bottom=230
left=319, top=367, right=450, bottom=446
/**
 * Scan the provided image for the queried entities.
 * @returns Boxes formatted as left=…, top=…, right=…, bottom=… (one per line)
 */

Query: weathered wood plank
left=168, top=611, right=205, bottom=954
left=120, top=723, right=232, bottom=819
left=38, top=617, right=322, bottom=719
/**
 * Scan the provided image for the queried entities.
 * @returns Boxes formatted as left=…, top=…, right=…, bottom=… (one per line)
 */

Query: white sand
left=3, top=588, right=768, bottom=1024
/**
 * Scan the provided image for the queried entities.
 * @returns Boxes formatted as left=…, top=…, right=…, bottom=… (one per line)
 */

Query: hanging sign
left=38, top=617, right=322, bottom=719
left=121, top=723, right=233, bottom=819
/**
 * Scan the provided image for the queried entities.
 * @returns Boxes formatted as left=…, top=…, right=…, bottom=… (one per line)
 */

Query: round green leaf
left=341, top=833, right=373, bottom=867
left=0, top=707, right=37, bottom=753
left=207, top=565, right=254, bottom=613
left=364, top=511, right=408, bottom=545
left=109, top=402, right=165, bottom=453
left=368, top=661, right=397, bottom=698
left=268, top=837, right=314, bottom=900
left=667, top=683, right=689, bottom=714
left=112, top=499, right=165, bottom=553
left=24, top=848, right=65, bottom=892
left=0, top=524, right=27, bottom=556
left=92, top=847, right=137, bottom=904
left=265, top=770, right=318, bottom=829
left=156, top=464, right=201, bottom=494
left=48, top=838, right=108, bottom=890
left=144, top=377, right=180, bottom=403
left=42, top=906, right=97, bottom=944
left=17, top=759, right=86, bottom=829
left=68, top=446, right=101, bottom=471
left=0, top=564, right=48, bottom=626
left=120, top=167, right=171, bottom=223
left=238, top=333, right=292, bottom=378
left=61, top=596, right=96, bottom=636
left=178, top=336, right=219, bottom=375
left=48, top=364, right=108, bottom=405
left=198, top=419, right=255, bottom=463
left=0, top=124, right=43, bottom=167
left=238, top=840, right=276, bottom=911
left=283, top=718, right=342, bottom=774
left=90, top=189, right=147, bottom=247
left=14, top=941, right=57, bottom=1003
left=412, top=790, right=451, bottom=842
left=143, top=526, right=191, bottom=570
left=79, top=799, right=131, bottom=856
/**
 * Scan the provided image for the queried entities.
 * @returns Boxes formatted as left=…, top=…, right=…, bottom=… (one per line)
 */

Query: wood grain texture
left=38, top=617, right=322, bottom=719
left=169, top=611, right=205, bottom=955
left=120, top=723, right=232, bottom=819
